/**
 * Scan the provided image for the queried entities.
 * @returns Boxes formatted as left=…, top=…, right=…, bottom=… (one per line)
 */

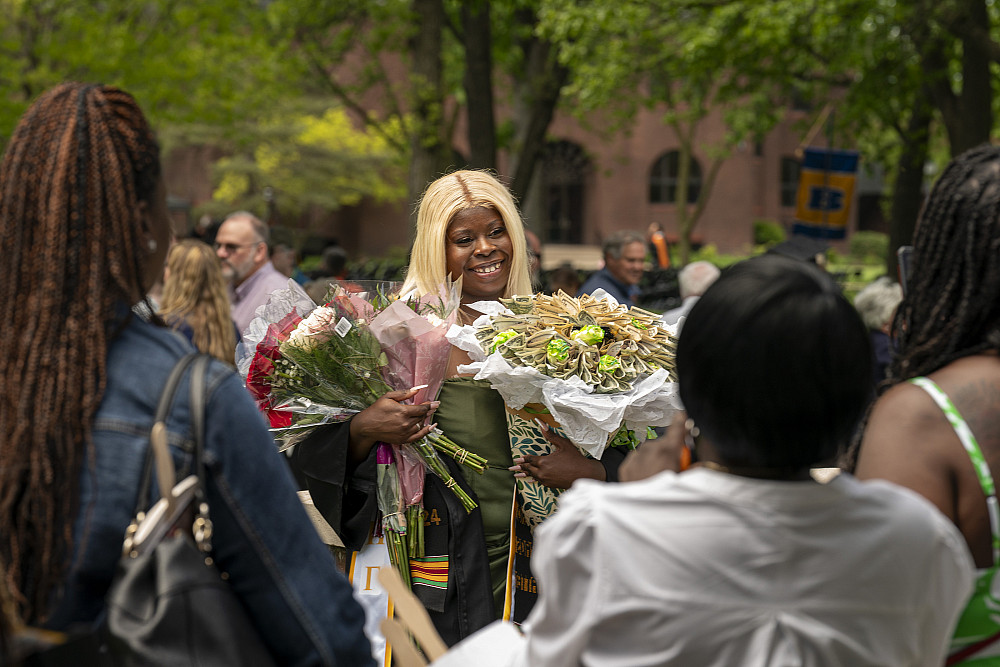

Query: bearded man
left=214, top=211, right=292, bottom=335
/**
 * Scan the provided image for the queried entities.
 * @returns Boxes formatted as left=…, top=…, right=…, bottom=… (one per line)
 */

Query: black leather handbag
left=102, top=353, right=277, bottom=666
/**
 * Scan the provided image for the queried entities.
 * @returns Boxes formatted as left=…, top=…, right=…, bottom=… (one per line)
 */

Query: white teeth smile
left=472, top=261, right=502, bottom=275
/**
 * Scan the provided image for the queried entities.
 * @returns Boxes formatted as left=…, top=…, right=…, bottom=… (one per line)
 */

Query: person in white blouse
left=433, top=254, right=974, bottom=667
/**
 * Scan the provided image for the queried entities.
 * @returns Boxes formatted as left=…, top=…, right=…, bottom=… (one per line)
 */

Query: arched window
left=542, top=140, right=590, bottom=244
left=649, top=150, right=702, bottom=204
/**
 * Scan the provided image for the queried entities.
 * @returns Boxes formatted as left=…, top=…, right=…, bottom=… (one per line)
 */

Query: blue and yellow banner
left=793, top=148, right=860, bottom=239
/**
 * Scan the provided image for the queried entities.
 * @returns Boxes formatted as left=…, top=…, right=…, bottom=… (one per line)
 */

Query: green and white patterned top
left=911, top=376, right=1000, bottom=665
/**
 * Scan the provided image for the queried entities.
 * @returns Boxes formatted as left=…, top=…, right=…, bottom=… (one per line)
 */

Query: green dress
left=434, top=377, right=516, bottom=617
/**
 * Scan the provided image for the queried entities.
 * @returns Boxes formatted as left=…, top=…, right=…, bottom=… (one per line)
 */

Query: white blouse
left=437, top=468, right=974, bottom=667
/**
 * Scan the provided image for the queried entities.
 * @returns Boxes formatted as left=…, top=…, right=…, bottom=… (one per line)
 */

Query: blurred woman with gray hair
left=854, top=276, right=903, bottom=388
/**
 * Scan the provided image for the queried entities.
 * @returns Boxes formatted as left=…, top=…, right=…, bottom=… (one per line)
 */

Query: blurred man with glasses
left=215, top=211, right=296, bottom=335
left=577, top=230, right=646, bottom=308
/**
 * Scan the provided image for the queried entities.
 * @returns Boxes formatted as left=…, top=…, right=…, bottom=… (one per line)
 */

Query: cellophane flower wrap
left=366, top=279, right=486, bottom=557
left=238, top=285, right=385, bottom=440
left=236, top=280, right=484, bottom=583
left=376, top=443, right=410, bottom=587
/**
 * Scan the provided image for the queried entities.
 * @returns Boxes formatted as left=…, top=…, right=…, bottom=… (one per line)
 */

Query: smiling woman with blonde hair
left=402, top=170, right=533, bottom=301
left=291, top=169, right=635, bottom=650
left=160, top=238, right=238, bottom=365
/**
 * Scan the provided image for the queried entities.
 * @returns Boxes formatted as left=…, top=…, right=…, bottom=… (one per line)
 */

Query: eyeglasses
left=213, top=241, right=261, bottom=255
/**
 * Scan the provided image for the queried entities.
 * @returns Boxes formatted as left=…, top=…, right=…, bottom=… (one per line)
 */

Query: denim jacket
left=46, top=315, right=373, bottom=666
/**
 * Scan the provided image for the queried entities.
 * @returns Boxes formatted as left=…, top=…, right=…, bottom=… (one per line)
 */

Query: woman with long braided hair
left=0, top=83, right=373, bottom=665
left=0, top=82, right=167, bottom=625
left=854, top=143, right=1000, bottom=664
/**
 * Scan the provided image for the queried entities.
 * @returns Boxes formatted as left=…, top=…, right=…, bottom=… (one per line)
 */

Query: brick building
left=163, top=97, right=878, bottom=269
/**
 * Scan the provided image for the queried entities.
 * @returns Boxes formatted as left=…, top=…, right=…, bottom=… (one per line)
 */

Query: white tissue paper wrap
left=448, top=300, right=683, bottom=459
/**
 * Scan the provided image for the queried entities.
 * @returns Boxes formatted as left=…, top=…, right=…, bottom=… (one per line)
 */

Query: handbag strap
left=134, top=353, right=201, bottom=517
left=123, top=353, right=215, bottom=560
left=187, top=354, right=215, bottom=554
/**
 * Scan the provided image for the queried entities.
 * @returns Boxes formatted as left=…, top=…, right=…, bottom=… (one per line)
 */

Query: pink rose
left=287, top=306, right=338, bottom=350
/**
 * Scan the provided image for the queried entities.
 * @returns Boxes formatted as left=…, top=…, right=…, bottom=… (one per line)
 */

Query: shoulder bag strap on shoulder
left=134, top=353, right=202, bottom=516
left=188, top=355, right=211, bottom=523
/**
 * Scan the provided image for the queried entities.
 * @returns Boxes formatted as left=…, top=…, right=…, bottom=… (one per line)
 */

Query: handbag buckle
left=123, top=519, right=140, bottom=558
left=193, top=514, right=213, bottom=551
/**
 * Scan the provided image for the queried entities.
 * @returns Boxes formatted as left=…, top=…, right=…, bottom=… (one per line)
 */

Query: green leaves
left=0, top=0, right=296, bottom=145
left=206, top=105, right=407, bottom=219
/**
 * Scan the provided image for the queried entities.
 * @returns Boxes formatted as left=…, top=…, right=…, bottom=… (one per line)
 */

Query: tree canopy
left=3, top=0, right=1000, bottom=271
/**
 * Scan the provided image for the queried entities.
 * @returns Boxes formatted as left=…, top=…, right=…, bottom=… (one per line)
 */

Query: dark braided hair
left=889, top=143, right=1000, bottom=383
left=0, top=83, right=161, bottom=622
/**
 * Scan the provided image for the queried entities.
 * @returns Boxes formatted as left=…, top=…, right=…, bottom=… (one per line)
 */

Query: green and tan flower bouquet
left=448, top=288, right=682, bottom=526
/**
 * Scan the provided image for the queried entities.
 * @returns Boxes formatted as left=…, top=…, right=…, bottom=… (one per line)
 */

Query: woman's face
left=445, top=206, right=513, bottom=303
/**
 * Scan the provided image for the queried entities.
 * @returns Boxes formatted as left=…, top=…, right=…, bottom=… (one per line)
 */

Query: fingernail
left=513, top=457, right=525, bottom=464
left=429, top=423, right=438, bottom=430
left=411, top=384, right=429, bottom=391
left=514, top=473, right=526, bottom=478
left=429, top=401, right=441, bottom=409
left=508, top=465, right=521, bottom=472
left=534, top=418, right=549, bottom=432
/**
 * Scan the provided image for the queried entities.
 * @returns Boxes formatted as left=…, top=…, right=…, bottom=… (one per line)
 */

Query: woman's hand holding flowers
left=348, top=387, right=440, bottom=462
left=509, top=419, right=606, bottom=489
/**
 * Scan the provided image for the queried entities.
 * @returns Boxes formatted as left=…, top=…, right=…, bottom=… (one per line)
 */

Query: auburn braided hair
left=889, top=143, right=1000, bottom=384
left=0, top=83, right=161, bottom=622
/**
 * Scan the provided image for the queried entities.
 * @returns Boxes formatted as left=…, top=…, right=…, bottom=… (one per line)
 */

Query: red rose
left=266, top=407, right=292, bottom=429
left=246, top=352, right=275, bottom=401
left=277, top=311, right=303, bottom=337
left=257, top=313, right=303, bottom=359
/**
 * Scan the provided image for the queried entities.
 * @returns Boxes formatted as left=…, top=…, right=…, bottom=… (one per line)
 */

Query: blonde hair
left=160, top=239, right=238, bottom=365
left=401, top=170, right=533, bottom=299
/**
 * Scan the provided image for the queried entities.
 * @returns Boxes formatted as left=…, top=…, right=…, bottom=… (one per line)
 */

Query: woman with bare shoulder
left=853, top=143, right=1000, bottom=664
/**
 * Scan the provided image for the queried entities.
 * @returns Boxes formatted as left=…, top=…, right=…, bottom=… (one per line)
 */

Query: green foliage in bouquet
left=273, top=304, right=392, bottom=410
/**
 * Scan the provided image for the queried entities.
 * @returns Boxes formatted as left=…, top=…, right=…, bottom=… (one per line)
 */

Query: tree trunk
left=953, top=0, right=993, bottom=155
left=507, top=19, right=569, bottom=207
left=920, top=0, right=993, bottom=157
left=919, top=38, right=961, bottom=153
left=887, top=93, right=933, bottom=280
left=407, top=0, right=450, bottom=225
left=462, top=0, right=496, bottom=170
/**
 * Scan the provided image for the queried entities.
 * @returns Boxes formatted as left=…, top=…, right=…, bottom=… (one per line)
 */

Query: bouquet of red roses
left=237, top=280, right=486, bottom=584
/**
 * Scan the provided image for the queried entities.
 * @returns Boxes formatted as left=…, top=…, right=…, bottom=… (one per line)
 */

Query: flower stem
left=410, top=439, right=478, bottom=512
left=384, top=526, right=411, bottom=589
left=426, top=429, right=488, bottom=474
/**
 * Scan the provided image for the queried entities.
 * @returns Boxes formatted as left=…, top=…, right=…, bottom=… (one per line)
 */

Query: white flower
left=286, top=306, right=337, bottom=350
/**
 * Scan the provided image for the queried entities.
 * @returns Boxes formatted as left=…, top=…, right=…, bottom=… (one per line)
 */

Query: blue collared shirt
left=576, top=268, right=640, bottom=308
